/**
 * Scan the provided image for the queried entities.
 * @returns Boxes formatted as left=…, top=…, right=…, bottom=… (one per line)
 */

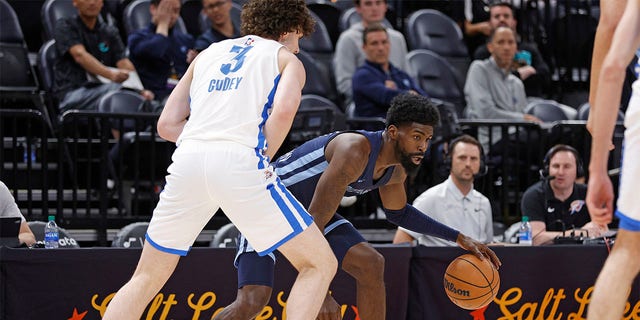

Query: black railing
left=0, top=109, right=626, bottom=242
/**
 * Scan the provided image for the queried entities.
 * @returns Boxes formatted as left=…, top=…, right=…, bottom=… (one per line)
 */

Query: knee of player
left=361, top=250, right=385, bottom=278
left=316, top=252, right=338, bottom=278
left=348, top=249, right=385, bottom=281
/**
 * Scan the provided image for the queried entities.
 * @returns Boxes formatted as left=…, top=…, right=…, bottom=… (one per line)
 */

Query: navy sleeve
left=384, top=204, right=460, bottom=242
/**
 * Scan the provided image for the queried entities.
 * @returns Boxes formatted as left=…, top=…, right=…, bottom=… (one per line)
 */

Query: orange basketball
left=443, top=254, right=500, bottom=310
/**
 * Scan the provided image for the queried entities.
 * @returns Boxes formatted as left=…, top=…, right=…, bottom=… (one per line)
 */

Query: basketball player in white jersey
left=102, top=1, right=338, bottom=319
left=586, top=1, right=640, bottom=319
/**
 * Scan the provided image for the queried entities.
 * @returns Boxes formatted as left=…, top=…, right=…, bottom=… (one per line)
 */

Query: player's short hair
left=241, top=0, right=315, bottom=39
left=386, top=93, right=440, bottom=129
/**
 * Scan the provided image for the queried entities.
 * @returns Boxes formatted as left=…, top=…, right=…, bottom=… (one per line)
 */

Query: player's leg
left=588, top=230, right=640, bottom=320
left=220, top=165, right=336, bottom=320
left=103, top=242, right=180, bottom=320
left=214, top=285, right=272, bottom=320
left=215, top=237, right=275, bottom=319
left=326, top=218, right=385, bottom=320
left=341, top=243, right=385, bottom=319
left=276, top=223, right=337, bottom=320
left=105, top=145, right=221, bottom=319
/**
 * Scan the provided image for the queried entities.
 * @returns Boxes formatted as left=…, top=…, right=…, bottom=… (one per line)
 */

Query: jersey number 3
left=220, top=45, right=253, bottom=75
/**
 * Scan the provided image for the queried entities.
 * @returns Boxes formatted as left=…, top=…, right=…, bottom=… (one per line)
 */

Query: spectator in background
left=472, top=2, right=550, bottom=97
left=189, top=0, right=240, bottom=59
left=352, top=23, right=425, bottom=119
left=393, top=135, right=493, bottom=246
left=0, top=181, right=36, bottom=247
left=460, top=0, right=492, bottom=56
left=128, top=0, right=194, bottom=102
left=465, top=27, right=541, bottom=122
left=465, top=26, right=543, bottom=170
left=54, top=0, right=153, bottom=113
left=465, top=27, right=576, bottom=149
left=334, top=0, right=408, bottom=105
left=521, top=144, right=606, bottom=245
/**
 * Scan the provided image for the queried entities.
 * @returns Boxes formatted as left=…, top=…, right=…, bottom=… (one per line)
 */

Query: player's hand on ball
left=456, top=233, right=502, bottom=270
left=317, top=292, right=341, bottom=320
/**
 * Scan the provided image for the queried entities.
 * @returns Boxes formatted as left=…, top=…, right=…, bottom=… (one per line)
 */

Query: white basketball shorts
left=146, top=140, right=314, bottom=256
left=617, top=85, right=640, bottom=231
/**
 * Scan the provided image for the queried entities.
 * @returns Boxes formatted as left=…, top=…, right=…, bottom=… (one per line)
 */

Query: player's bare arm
left=263, top=48, right=305, bottom=160
left=378, top=167, right=408, bottom=210
left=157, top=56, right=196, bottom=142
left=587, top=1, right=640, bottom=225
left=306, top=133, right=371, bottom=231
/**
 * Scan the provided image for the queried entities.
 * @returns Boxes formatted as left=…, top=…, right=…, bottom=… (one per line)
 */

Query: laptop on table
left=0, top=217, right=22, bottom=248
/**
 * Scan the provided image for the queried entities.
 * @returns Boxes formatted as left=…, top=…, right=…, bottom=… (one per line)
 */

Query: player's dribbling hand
left=317, top=292, right=341, bottom=320
left=456, top=234, right=502, bottom=270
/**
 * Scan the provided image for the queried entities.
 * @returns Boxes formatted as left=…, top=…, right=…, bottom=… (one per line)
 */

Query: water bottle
left=44, top=215, right=59, bottom=249
left=518, top=216, right=532, bottom=246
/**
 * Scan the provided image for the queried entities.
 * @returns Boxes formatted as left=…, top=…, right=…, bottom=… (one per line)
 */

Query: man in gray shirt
left=333, top=0, right=408, bottom=104
left=464, top=26, right=542, bottom=151
left=464, top=27, right=540, bottom=122
left=393, top=135, right=493, bottom=246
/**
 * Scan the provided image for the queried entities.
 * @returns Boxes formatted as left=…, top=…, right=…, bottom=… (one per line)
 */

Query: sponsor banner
left=2, top=245, right=633, bottom=320
left=0, top=245, right=411, bottom=320
left=408, top=245, right=640, bottom=320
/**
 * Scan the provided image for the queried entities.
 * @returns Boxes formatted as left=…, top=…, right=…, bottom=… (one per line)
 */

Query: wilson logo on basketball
left=445, top=279, right=471, bottom=297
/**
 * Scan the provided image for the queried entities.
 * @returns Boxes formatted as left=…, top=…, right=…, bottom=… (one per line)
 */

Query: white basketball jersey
left=178, top=35, right=284, bottom=151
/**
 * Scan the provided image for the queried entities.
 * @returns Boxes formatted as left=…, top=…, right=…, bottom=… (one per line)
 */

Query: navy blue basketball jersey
left=275, top=130, right=395, bottom=207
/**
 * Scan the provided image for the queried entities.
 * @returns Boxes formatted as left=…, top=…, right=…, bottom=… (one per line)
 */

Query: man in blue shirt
left=352, top=23, right=426, bottom=119
left=128, top=0, right=194, bottom=102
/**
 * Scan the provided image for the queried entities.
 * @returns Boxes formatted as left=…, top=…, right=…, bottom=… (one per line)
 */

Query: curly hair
left=386, top=93, right=440, bottom=129
left=241, top=0, right=315, bottom=39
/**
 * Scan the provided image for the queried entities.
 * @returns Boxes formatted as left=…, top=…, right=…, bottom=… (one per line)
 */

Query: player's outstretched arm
left=157, top=56, right=195, bottom=142
left=587, top=0, right=640, bottom=225
left=379, top=170, right=501, bottom=269
left=263, top=48, right=305, bottom=160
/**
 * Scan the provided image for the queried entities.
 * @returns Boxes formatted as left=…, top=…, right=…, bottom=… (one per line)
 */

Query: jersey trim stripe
left=145, top=233, right=189, bottom=256
left=255, top=74, right=281, bottom=169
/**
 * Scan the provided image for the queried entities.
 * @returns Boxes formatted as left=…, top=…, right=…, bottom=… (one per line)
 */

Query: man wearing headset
left=521, top=144, right=607, bottom=245
left=393, top=134, right=493, bottom=246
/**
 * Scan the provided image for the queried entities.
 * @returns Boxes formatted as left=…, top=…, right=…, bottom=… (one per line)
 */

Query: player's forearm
left=263, top=111, right=295, bottom=160
left=383, top=205, right=459, bottom=242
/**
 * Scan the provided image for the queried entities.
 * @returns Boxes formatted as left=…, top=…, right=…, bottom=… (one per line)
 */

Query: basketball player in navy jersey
left=586, top=1, right=640, bottom=319
left=217, top=94, right=502, bottom=320
left=102, top=1, right=339, bottom=319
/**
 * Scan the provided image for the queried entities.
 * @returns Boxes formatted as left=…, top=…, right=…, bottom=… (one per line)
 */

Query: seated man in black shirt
left=521, top=145, right=607, bottom=245
left=54, top=0, right=153, bottom=113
